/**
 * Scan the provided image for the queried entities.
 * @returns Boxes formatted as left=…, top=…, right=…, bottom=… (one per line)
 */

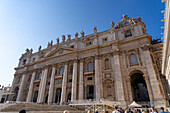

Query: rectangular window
left=86, top=41, right=92, bottom=46
left=103, top=37, right=108, bottom=43
left=125, top=29, right=132, bottom=38
left=23, top=59, right=26, bottom=65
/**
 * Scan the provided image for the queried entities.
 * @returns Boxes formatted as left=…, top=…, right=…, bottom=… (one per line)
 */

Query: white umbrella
left=128, top=101, right=142, bottom=107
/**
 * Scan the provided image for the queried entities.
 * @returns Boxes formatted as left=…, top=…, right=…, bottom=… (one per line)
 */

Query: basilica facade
left=9, top=15, right=170, bottom=108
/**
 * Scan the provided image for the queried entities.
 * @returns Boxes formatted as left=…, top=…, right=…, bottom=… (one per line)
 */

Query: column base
left=153, top=98, right=168, bottom=108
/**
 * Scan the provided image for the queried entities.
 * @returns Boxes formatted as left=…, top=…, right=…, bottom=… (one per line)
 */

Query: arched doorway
left=130, top=72, right=150, bottom=102
left=87, top=85, right=94, bottom=99
left=67, top=92, right=71, bottom=102
left=33, top=91, right=38, bottom=102
left=55, top=88, right=61, bottom=103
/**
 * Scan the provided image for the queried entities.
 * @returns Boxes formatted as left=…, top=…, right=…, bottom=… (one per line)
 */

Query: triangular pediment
left=44, top=46, right=74, bottom=58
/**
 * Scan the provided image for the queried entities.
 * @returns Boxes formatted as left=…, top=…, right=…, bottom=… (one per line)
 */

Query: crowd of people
left=111, top=107, right=169, bottom=113
left=18, top=106, right=169, bottom=113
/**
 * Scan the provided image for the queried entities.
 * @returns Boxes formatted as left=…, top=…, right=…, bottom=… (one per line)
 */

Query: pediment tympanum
left=44, top=46, right=74, bottom=58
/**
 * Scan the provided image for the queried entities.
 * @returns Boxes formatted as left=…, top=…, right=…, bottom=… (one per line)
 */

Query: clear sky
left=0, top=0, right=165, bottom=86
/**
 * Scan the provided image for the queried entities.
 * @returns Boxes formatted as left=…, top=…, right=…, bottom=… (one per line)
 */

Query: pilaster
left=143, top=75, right=154, bottom=107
left=125, top=77, right=133, bottom=102
left=111, top=49, right=126, bottom=106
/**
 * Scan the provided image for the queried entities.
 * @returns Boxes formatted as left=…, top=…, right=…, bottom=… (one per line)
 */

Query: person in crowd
left=136, top=109, right=141, bottom=113
left=87, top=110, right=91, bottom=113
left=19, top=109, right=26, bottom=113
left=165, top=109, right=169, bottom=113
left=120, top=108, right=124, bottom=113
left=160, top=107, right=166, bottom=113
left=127, top=108, right=133, bottom=113
left=151, top=108, right=157, bottom=113
left=142, top=110, right=147, bottom=113
left=63, top=110, right=69, bottom=113
left=125, top=108, right=128, bottom=113
left=95, top=109, right=99, bottom=113
left=149, top=109, right=152, bottom=113
left=112, top=106, right=120, bottom=113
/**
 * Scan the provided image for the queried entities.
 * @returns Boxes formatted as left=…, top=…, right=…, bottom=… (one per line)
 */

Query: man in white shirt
left=112, top=106, right=120, bottom=113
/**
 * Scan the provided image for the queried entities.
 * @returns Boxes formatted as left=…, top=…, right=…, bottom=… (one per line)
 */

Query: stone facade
left=9, top=15, right=170, bottom=108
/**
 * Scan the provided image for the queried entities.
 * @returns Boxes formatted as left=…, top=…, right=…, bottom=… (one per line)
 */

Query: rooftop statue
left=94, top=27, right=97, bottom=33
left=57, top=38, right=59, bottom=44
left=81, top=30, right=85, bottom=37
left=68, top=34, right=71, bottom=41
left=51, top=40, right=53, bottom=46
left=111, top=21, right=115, bottom=28
left=62, top=35, right=66, bottom=42
left=75, top=32, right=79, bottom=39
left=38, top=45, right=42, bottom=51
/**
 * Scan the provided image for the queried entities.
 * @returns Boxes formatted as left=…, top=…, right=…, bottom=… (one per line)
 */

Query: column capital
left=79, top=58, right=84, bottom=62
left=125, top=77, right=131, bottom=82
left=112, top=49, right=123, bottom=56
left=51, top=64, right=57, bottom=68
left=94, top=55, right=101, bottom=59
left=73, top=59, right=78, bottom=63
left=143, top=75, right=149, bottom=79
left=42, top=65, right=49, bottom=70
left=64, top=61, right=69, bottom=65
left=140, top=44, right=150, bottom=51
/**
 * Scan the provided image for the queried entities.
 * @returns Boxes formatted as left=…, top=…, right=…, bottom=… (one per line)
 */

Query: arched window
left=70, top=65, right=73, bottom=74
left=130, top=54, right=138, bottom=65
left=59, top=66, right=63, bottom=75
left=18, top=76, right=21, bottom=83
left=105, top=58, right=109, bottom=70
left=39, top=72, right=42, bottom=79
left=88, top=61, right=93, bottom=71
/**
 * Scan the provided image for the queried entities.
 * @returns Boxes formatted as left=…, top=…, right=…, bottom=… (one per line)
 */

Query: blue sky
left=0, top=0, right=165, bottom=86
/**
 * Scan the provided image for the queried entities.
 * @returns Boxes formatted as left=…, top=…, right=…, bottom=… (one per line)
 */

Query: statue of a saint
left=62, top=35, right=65, bottom=42
left=94, top=27, right=97, bottom=33
left=39, top=45, right=42, bottom=51
left=81, top=30, right=85, bottom=37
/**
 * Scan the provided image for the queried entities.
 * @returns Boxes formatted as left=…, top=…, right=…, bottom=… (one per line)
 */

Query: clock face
left=123, top=21, right=129, bottom=26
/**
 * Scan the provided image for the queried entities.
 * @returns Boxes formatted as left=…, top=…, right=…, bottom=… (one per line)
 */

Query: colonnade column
left=26, top=71, right=36, bottom=102
left=37, top=66, right=48, bottom=103
left=48, top=65, right=56, bottom=104
left=71, top=59, right=78, bottom=102
left=144, top=75, right=154, bottom=107
left=79, top=59, right=84, bottom=100
left=8, top=74, right=18, bottom=101
left=95, top=55, right=101, bottom=100
left=125, top=77, right=133, bottom=102
left=60, top=62, right=68, bottom=104
left=16, top=73, right=26, bottom=101
left=141, top=45, right=166, bottom=107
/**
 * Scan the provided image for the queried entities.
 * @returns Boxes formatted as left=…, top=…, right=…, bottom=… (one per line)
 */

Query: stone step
left=0, top=103, right=85, bottom=112
left=0, top=111, right=86, bottom=113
